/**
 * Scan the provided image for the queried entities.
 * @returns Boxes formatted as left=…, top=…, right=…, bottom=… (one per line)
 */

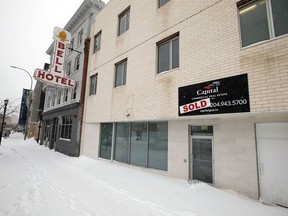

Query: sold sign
left=179, top=98, right=211, bottom=114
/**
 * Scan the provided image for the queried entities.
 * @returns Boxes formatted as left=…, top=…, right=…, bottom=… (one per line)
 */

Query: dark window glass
left=158, top=42, right=170, bottom=73
left=118, top=8, right=130, bottom=36
left=90, top=74, right=97, bottom=95
left=239, top=0, right=269, bottom=47
left=159, top=0, right=170, bottom=7
left=115, top=60, right=127, bottom=87
left=191, top=126, right=213, bottom=136
left=172, top=38, right=179, bottom=69
left=114, top=123, right=130, bottom=163
left=93, top=31, right=101, bottom=53
left=99, top=123, right=113, bottom=159
left=148, top=122, right=168, bottom=170
left=71, top=83, right=77, bottom=100
left=61, top=116, right=72, bottom=139
left=158, top=35, right=179, bottom=73
left=75, top=54, right=80, bottom=71
left=130, top=123, right=148, bottom=167
left=271, top=0, right=288, bottom=37
left=66, top=61, right=71, bottom=76
left=192, top=138, right=213, bottom=183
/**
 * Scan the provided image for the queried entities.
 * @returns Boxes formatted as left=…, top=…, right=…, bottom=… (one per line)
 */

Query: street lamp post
left=0, top=99, right=9, bottom=145
left=10, top=66, right=33, bottom=140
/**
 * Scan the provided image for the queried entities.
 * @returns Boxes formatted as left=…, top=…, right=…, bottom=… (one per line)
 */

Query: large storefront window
left=100, top=122, right=168, bottom=171
left=99, top=123, right=113, bottom=159
left=130, top=123, right=148, bottom=167
left=114, top=123, right=130, bottom=163
left=148, top=122, right=168, bottom=170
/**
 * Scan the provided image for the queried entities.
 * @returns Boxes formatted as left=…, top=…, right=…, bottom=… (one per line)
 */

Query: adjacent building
left=41, top=0, right=105, bottom=156
left=81, top=0, right=288, bottom=207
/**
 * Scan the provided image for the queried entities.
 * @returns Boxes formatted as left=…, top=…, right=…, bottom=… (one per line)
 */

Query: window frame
left=57, top=90, right=62, bottom=105
left=66, top=61, right=72, bottom=76
left=93, top=31, right=102, bottom=53
left=74, top=54, right=80, bottom=71
left=89, top=74, right=98, bottom=96
left=71, top=82, right=77, bottom=100
left=118, top=6, right=130, bottom=36
left=114, top=59, right=127, bottom=88
left=158, top=0, right=170, bottom=8
left=60, top=115, right=72, bottom=140
left=69, top=39, right=74, bottom=54
left=63, top=89, right=69, bottom=103
left=157, top=32, right=180, bottom=74
left=99, top=122, right=168, bottom=171
left=237, top=0, right=288, bottom=47
left=77, top=29, right=84, bottom=46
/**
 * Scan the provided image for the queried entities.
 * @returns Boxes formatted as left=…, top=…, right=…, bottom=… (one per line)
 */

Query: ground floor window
left=99, top=123, right=113, bottom=159
left=114, top=122, right=130, bottom=163
left=60, top=116, right=72, bottom=140
left=100, top=122, right=168, bottom=171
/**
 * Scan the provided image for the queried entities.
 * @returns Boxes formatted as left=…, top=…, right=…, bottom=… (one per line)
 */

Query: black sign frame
left=178, top=74, right=250, bottom=116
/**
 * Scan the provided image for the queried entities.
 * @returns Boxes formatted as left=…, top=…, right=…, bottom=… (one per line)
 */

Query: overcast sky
left=0, top=0, right=109, bottom=109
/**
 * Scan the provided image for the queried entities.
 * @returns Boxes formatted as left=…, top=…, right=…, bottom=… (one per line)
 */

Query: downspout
left=77, top=38, right=91, bottom=157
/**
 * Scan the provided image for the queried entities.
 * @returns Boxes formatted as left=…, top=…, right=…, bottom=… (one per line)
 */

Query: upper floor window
left=57, top=90, right=62, bottom=105
left=238, top=0, right=288, bottom=47
left=66, top=61, right=72, bottom=76
left=157, top=33, right=179, bottom=74
left=71, top=83, right=77, bottom=100
left=115, top=59, right=127, bottom=87
left=63, top=89, right=69, bottom=102
left=78, top=29, right=84, bottom=45
left=118, top=7, right=130, bottom=36
left=93, top=31, right=102, bottom=53
left=69, top=39, right=74, bottom=53
left=159, top=0, right=170, bottom=8
left=47, top=97, right=50, bottom=108
left=75, top=54, right=80, bottom=71
left=90, top=74, right=98, bottom=95
left=51, top=94, right=55, bottom=107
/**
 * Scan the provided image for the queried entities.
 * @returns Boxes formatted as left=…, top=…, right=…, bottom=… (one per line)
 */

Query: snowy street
left=0, top=133, right=287, bottom=216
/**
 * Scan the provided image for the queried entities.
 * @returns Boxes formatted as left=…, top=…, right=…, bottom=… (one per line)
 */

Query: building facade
left=81, top=0, right=288, bottom=207
left=41, top=0, right=105, bottom=156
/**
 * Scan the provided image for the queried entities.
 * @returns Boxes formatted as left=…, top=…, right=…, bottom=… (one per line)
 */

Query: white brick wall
left=85, top=0, right=288, bottom=122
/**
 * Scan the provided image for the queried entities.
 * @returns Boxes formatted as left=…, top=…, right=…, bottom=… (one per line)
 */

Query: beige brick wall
left=85, top=0, right=288, bottom=123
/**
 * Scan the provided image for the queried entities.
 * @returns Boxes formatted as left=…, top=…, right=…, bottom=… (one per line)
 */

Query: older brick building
left=81, top=0, right=288, bottom=206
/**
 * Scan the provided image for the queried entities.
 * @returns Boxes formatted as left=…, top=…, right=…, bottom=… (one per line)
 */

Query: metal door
left=190, top=136, right=213, bottom=184
left=256, top=123, right=288, bottom=207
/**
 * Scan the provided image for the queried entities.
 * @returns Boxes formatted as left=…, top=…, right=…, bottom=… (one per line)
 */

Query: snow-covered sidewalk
left=0, top=133, right=287, bottom=216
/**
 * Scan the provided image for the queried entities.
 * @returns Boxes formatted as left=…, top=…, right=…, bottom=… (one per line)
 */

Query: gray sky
left=0, top=0, right=108, bottom=109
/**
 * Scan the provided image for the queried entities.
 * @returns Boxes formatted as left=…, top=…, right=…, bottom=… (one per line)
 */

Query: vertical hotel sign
left=33, top=27, right=76, bottom=88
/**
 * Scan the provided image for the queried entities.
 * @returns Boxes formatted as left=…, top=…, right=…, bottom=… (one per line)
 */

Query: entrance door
left=256, top=123, right=288, bottom=207
left=50, top=118, right=58, bottom=149
left=43, top=120, right=51, bottom=147
left=190, top=125, right=213, bottom=184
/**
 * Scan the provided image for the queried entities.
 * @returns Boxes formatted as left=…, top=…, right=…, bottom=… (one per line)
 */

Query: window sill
left=240, top=33, right=288, bottom=50
left=59, top=138, right=71, bottom=141
left=156, top=67, right=179, bottom=76
left=114, top=85, right=126, bottom=90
